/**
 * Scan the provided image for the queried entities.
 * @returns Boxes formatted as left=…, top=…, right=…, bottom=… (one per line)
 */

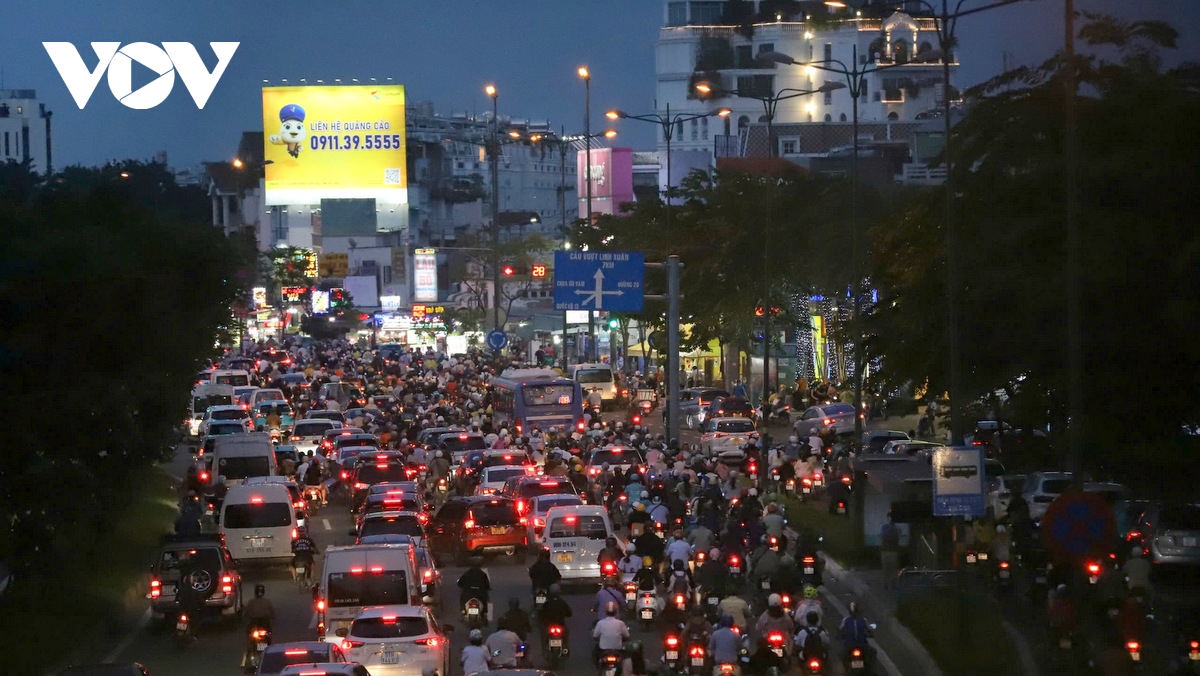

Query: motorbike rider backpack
left=304, top=462, right=322, bottom=486
left=800, top=626, right=827, bottom=658
left=670, top=571, right=690, bottom=595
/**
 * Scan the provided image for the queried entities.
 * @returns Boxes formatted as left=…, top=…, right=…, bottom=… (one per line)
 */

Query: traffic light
left=502, top=265, right=515, bottom=276
left=531, top=264, right=547, bottom=278
left=607, top=316, right=620, bottom=330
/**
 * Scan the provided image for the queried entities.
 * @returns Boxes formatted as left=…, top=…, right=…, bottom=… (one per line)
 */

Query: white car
left=1023, top=471, right=1075, bottom=523
left=699, top=417, right=759, bottom=458
left=525, top=493, right=584, bottom=548
left=986, top=474, right=1026, bottom=521
left=475, top=465, right=534, bottom=496
left=278, top=664, right=371, bottom=676
left=336, top=604, right=449, bottom=676
left=291, top=418, right=341, bottom=455
left=199, top=404, right=253, bottom=437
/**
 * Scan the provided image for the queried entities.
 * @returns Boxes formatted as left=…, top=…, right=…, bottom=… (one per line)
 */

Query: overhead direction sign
left=931, top=446, right=986, bottom=517
left=553, top=250, right=644, bottom=312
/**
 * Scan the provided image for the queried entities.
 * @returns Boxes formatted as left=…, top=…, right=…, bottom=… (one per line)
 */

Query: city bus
left=490, top=368, right=586, bottom=436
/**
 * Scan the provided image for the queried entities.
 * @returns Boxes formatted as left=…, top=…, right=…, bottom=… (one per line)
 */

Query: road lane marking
left=103, top=608, right=150, bottom=664
left=323, top=518, right=331, bottom=531
left=820, top=589, right=901, bottom=676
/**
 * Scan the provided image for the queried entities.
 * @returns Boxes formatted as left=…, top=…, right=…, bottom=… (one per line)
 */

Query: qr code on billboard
left=384, top=168, right=401, bottom=185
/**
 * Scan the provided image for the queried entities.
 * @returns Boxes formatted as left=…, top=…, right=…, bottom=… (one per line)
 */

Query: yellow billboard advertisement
left=262, top=85, right=407, bottom=205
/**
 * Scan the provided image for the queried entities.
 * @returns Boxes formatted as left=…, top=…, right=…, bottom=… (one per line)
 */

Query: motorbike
left=545, top=624, right=567, bottom=667
left=995, top=559, right=1012, bottom=591
left=834, top=499, right=848, bottom=516
left=1171, top=636, right=1200, bottom=674
left=800, top=553, right=821, bottom=587
left=1126, top=639, right=1142, bottom=664
left=601, top=560, right=618, bottom=580
left=303, top=486, right=322, bottom=513
left=174, top=612, right=193, bottom=649
left=766, top=631, right=787, bottom=658
left=295, top=560, right=313, bottom=590
left=623, top=581, right=638, bottom=611
left=728, top=553, right=743, bottom=579
left=462, top=597, right=486, bottom=629
left=687, top=644, right=708, bottom=676
left=663, top=634, right=685, bottom=674
left=703, top=587, right=721, bottom=621
left=637, top=590, right=658, bottom=628
left=847, top=646, right=868, bottom=674
left=244, top=624, right=272, bottom=672
left=598, top=648, right=624, bottom=676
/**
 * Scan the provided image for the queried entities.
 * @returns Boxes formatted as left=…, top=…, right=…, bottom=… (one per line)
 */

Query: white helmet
left=768, top=593, right=782, bottom=607
left=789, top=435, right=798, bottom=444
left=748, top=487, right=758, bottom=497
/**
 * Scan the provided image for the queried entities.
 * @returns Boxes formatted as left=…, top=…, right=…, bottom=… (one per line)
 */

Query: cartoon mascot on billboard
left=269, top=103, right=306, bottom=158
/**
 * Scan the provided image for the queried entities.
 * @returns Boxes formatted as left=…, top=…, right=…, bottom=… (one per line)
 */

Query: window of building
left=824, top=43, right=833, bottom=62
left=676, top=119, right=684, bottom=139
left=839, top=113, right=847, bottom=122
left=690, top=117, right=698, bottom=141
left=701, top=116, right=709, bottom=140
left=824, top=81, right=834, bottom=105
left=888, top=111, right=900, bottom=121
left=808, top=44, right=813, bottom=61
left=758, top=42, right=774, bottom=54
left=824, top=114, right=832, bottom=122
left=780, top=138, right=798, bottom=155
left=735, top=45, right=754, bottom=69
left=882, top=78, right=905, bottom=102
left=383, top=265, right=393, bottom=284
left=736, top=74, right=774, bottom=99
left=3, top=132, right=8, bottom=157
left=690, top=1, right=724, bottom=24
left=737, top=115, right=750, bottom=131
left=893, top=39, right=910, bottom=64
left=667, top=2, right=687, bottom=26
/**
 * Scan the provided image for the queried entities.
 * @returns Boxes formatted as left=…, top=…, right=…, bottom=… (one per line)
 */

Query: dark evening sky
left=4, top=0, right=1198, bottom=169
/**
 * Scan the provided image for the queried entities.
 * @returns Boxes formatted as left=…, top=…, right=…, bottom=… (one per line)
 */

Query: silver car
left=792, top=402, right=858, bottom=438
left=1137, top=503, right=1200, bottom=566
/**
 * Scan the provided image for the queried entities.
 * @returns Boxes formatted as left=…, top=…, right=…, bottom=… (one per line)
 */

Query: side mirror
left=335, top=627, right=349, bottom=637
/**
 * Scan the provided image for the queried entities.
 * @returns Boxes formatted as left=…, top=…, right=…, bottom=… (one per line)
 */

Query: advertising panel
left=262, top=84, right=407, bottom=205
left=319, top=253, right=348, bottom=278
left=343, top=275, right=379, bottom=309
left=413, top=248, right=437, bottom=302
left=576, top=147, right=634, bottom=219
left=252, top=287, right=267, bottom=309
left=311, top=290, right=330, bottom=314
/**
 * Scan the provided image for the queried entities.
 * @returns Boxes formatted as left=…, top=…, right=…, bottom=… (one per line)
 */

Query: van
left=571, top=363, right=620, bottom=410
left=212, top=433, right=277, bottom=487
left=209, top=369, right=251, bottom=387
left=219, top=483, right=296, bottom=565
left=541, top=505, right=618, bottom=582
left=189, top=383, right=235, bottom=436
left=317, top=544, right=422, bottom=641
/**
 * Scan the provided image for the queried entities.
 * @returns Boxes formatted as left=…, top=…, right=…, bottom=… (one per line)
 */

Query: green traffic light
left=607, top=319, right=619, bottom=329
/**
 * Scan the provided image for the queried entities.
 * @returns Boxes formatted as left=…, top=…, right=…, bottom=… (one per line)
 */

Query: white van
left=542, top=505, right=618, bottom=582
left=189, top=383, right=235, bottom=436
left=571, top=363, right=620, bottom=410
left=210, top=369, right=252, bottom=387
left=219, top=483, right=296, bottom=565
left=317, top=544, right=422, bottom=641
left=212, top=433, right=277, bottom=487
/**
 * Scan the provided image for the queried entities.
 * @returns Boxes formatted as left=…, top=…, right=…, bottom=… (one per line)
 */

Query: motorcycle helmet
left=435, top=450, right=444, bottom=458
left=719, top=614, right=734, bottom=628
left=748, top=488, right=758, bottom=497
left=768, top=593, right=782, bottom=608
left=469, top=556, right=484, bottom=567
left=469, top=629, right=483, bottom=643
left=673, top=559, right=685, bottom=571
left=549, top=583, right=562, bottom=594
left=709, top=548, right=721, bottom=560
left=803, top=585, right=818, bottom=599
left=642, top=556, right=654, bottom=567
left=626, top=543, right=637, bottom=554
left=766, top=503, right=778, bottom=514
left=254, top=584, right=266, bottom=598
left=807, top=611, right=821, bottom=626
left=605, top=600, right=619, bottom=616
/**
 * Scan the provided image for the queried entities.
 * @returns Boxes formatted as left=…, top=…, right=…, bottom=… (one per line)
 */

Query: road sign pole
left=667, top=255, right=681, bottom=445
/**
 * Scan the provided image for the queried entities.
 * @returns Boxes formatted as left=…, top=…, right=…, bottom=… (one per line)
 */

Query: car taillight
left=423, top=569, right=433, bottom=581
left=316, top=599, right=326, bottom=612
left=354, top=482, right=369, bottom=490
left=291, top=435, right=301, bottom=441
left=342, top=639, right=364, bottom=650
left=464, top=519, right=475, bottom=529
left=823, top=418, right=834, bottom=425
left=150, top=579, right=161, bottom=598
left=534, top=517, right=545, bottom=527
left=577, top=418, right=586, bottom=432
left=415, top=637, right=440, bottom=647
left=222, top=575, right=233, bottom=594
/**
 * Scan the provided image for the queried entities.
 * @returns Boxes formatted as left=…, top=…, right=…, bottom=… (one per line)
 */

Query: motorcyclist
left=687, top=522, right=716, bottom=554
left=718, top=591, right=751, bottom=634
left=430, top=450, right=451, bottom=480
left=633, top=556, right=659, bottom=592
left=485, top=624, right=522, bottom=668
left=598, top=536, right=624, bottom=569
left=663, top=558, right=695, bottom=598
left=593, top=601, right=631, bottom=660
left=528, top=547, right=563, bottom=592
left=627, top=502, right=652, bottom=537
left=618, top=543, right=642, bottom=581
left=745, top=636, right=787, bottom=676
left=665, top=529, right=692, bottom=569
left=683, top=606, right=713, bottom=647
left=498, top=597, right=532, bottom=641
left=173, top=549, right=206, bottom=635
left=458, top=556, right=492, bottom=621
left=793, top=586, right=824, bottom=628
left=181, top=465, right=205, bottom=497
left=838, top=601, right=871, bottom=669
left=175, top=492, right=204, bottom=536
left=1123, top=546, right=1152, bottom=601
left=750, top=536, right=781, bottom=593
left=302, top=453, right=327, bottom=506
left=242, top=584, right=276, bottom=662
left=538, top=583, right=573, bottom=645
left=794, top=611, right=831, bottom=666
left=634, top=527, right=665, bottom=568
left=290, top=525, right=317, bottom=582
left=708, top=614, right=742, bottom=667
left=461, top=628, right=491, bottom=676
left=761, top=503, right=785, bottom=539
left=695, top=547, right=728, bottom=600
left=755, top=594, right=795, bottom=649
left=1047, top=584, right=1077, bottom=641
left=594, top=575, right=627, bottom=617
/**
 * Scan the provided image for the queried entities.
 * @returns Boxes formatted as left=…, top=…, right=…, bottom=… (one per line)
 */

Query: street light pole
left=579, top=67, right=596, bottom=360
left=486, top=84, right=501, bottom=334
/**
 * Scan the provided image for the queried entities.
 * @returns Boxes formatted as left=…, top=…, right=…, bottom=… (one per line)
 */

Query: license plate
left=549, top=639, right=563, bottom=648
left=692, top=658, right=706, bottom=667
left=707, top=597, right=718, bottom=606
left=248, top=547, right=272, bottom=554
left=771, top=648, right=783, bottom=657
left=626, top=592, right=635, bottom=601
left=1185, top=537, right=1198, bottom=547
left=163, top=584, right=177, bottom=596
left=295, top=566, right=305, bottom=575
left=557, top=552, right=573, bottom=563
left=978, top=552, right=988, bottom=561
left=175, top=621, right=188, bottom=630
left=250, top=538, right=268, bottom=548
left=1059, top=638, right=1072, bottom=649
left=491, top=526, right=508, bottom=535
left=1189, top=652, right=1200, bottom=661
left=666, top=651, right=679, bottom=660
left=760, top=580, right=770, bottom=590
left=802, top=487, right=811, bottom=494
left=256, top=642, right=268, bottom=651
left=804, top=566, right=815, bottom=575
left=966, top=554, right=977, bottom=564
left=641, top=609, right=653, bottom=619
left=730, top=566, right=740, bottom=574
left=1130, top=651, right=1140, bottom=662
left=536, top=595, right=547, bottom=605
left=851, top=659, right=864, bottom=669
left=467, top=607, right=480, bottom=615
left=837, top=506, right=847, bottom=514
left=382, top=651, right=401, bottom=665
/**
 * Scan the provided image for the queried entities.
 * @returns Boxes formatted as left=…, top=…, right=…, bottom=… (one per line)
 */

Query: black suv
left=148, top=533, right=241, bottom=624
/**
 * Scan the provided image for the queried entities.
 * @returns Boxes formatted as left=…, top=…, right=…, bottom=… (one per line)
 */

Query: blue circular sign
left=486, top=330, right=508, bottom=351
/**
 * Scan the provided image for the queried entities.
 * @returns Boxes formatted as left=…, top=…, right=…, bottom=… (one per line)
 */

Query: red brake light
left=809, top=659, right=822, bottom=670
left=342, top=639, right=364, bottom=650
left=316, top=599, right=326, bottom=612
left=666, top=636, right=679, bottom=647
left=350, top=566, right=364, bottom=574
left=802, top=556, right=815, bottom=564
left=1087, top=562, right=1101, bottom=574
left=1190, top=641, right=1199, bottom=650
left=464, top=519, right=475, bottom=529
left=370, top=566, right=384, bottom=573
left=823, top=418, right=834, bottom=425
left=459, top=434, right=468, bottom=440
left=690, top=646, right=705, bottom=657
left=852, top=649, right=862, bottom=658
left=250, top=496, right=263, bottom=504
left=284, top=649, right=309, bottom=656
left=999, top=561, right=1010, bottom=569
left=549, top=625, right=563, bottom=635
left=729, top=555, right=739, bottom=565
left=150, top=579, right=161, bottom=598
left=415, top=637, right=440, bottom=647
left=1126, top=641, right=1140, bottom=651
left=341, top=471, right=349, bottom=480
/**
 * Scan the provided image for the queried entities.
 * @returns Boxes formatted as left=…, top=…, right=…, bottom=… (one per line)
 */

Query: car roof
left=363, top=510, right=422, bottom=520
left=277, top=665, right=362, bottom=676
left=355, top=604, right=427, bottom=619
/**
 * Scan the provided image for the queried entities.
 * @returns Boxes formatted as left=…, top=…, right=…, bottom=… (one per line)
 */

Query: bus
left=491, top=368, right=586, bottom=436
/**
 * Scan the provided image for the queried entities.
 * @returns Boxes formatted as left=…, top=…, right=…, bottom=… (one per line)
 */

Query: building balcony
left=896, top=163, right=947, bottom=185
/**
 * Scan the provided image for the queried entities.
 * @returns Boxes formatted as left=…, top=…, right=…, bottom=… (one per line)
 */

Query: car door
left=428, top=501, right=465, bottom=553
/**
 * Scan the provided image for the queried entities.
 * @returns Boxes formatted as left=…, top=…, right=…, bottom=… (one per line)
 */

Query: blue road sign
left=486, top=330, right=508, bottom=351
left=554, top=251, right=644, bottom=313
left=931, top=446, right=986, bottom=517
left=1042, top=490, right=1115, bottom=561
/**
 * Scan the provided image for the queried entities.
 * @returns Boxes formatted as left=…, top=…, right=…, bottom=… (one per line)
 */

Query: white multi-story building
left=0, top=89, right=52, bottom=174
left=656, top=0, right=957, bottom=157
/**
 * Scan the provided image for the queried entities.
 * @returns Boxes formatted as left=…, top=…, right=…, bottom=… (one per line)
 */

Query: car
left=541, top=505, right=619, bottom=581
left=457, top=450, right=532, bottom=492
left=147, top=533, right=241, bottom=623
left=680, top=388, right=730, bottom=429
left=335, top=433, right=382, bottom=454
left=427, top=496, right=526, bottom=561
left=250, top=388, right=289, bottom=410
left=354, top=511, right=428, bottom=546
left=791, top=402, right=858, bottom=438
left=1134, top=503, right=1200, bottom=566
left=349, top=452, right=409, bottom=508
left=244, top=475, right=309, bottom=526
left=334, top=604, right=449, bottom=676
left=319, top=427, right=364, bottom=455
left=199, top=404, right=253, bottom=437
left=416, top=427, right=458, bottom=448
left=253, top=400, right=296, bottom=435
left=500, top=476, right=579, bottom=514
left=698, top=395, right=754, bottom=426
left=316, top=382, right=367, bottom=409
left=879, top=439, right=942, bottom=459
left=861, top=430, right=911, bottom=454
left=1022, top=471, right=1075, bottom=523
left=475, top=465, right=535, bottom=496
left=985, top=473, right=1027, bottom=521
left=257, top=641, right=349, bottom=675
left=276, top=664, right=371, bottom=676
left=290, top=419, right=341, bottom=455
left=307, top=410, right=348, bottom=425
left=361, top=492, right=427, bottom=520
left=584, top=445, right=645, bottom=476
left=699, top=417, right=759, bottom=459
left=524, top=493, right=584, bottom=548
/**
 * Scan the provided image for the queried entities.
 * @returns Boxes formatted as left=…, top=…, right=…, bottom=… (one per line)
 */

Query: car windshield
left=159, top=547, right=221, bottom=572
left=472, top=501, right=519, bottom=526
left=214, top=373, right=250, bottom=386
left=255, top=389, right=284, bottom=401
left=715, top=420, right=755, bottom=433
left=257, top=403, right=293, bottom=416
left=223, top=502, right=291, bottom=528
left=823, top=403, right=856, bottom=415
left=1041, top=479, right=1073, bottom=495
left=522, top=384, right=575, bottom=406
left=356, top=463, right=408, bottom=484
left=350, top=616, right=429, bottom=639
left=259, top=647, right=329, bottom=673
left=194, top=395, right=232, bottom=412
left=577, top=369, right=613, bottom=384
left=293, top=421, right=333, bottom=437
left=327, top=570, right=409, bottom=607
left=535, top=496, right=583, bottom=513
left=698, top=391, right=729, bottom=404
left=1160, top=505, right=1200, bottom=530
left=485, top=467, right=528, bottom=483
left=547, top=514, right=607, bottom=539
left=361, top=516, right=424, bottom=538
left=209, top=423, right=246, bottom=435
left=212, top=409, right=247, bottom=420
left=440, top=435, right=487, bottom=453
left=216, top=455, right=270, bottom=480
left=589, top=448, right=644, bottom=465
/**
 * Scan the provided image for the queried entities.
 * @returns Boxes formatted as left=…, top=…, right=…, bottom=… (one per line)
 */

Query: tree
left=863, top=15, right=1200, bottom=468
left=449, top=232, right=554, bottom=328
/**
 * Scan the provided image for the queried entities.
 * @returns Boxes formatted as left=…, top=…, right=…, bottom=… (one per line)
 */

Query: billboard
left=262, top=84, right=407, bottom=205
left=413, top=248, right=437, bottom=302
left=344, top=275, right=380, bottom=309
left=311, top=290, right=330, bottom=314
left=577, top=147, right=634, bottom=219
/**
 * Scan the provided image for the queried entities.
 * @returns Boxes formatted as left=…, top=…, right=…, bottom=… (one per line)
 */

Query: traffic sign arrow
left=573, top=268, right=625, bottom=310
